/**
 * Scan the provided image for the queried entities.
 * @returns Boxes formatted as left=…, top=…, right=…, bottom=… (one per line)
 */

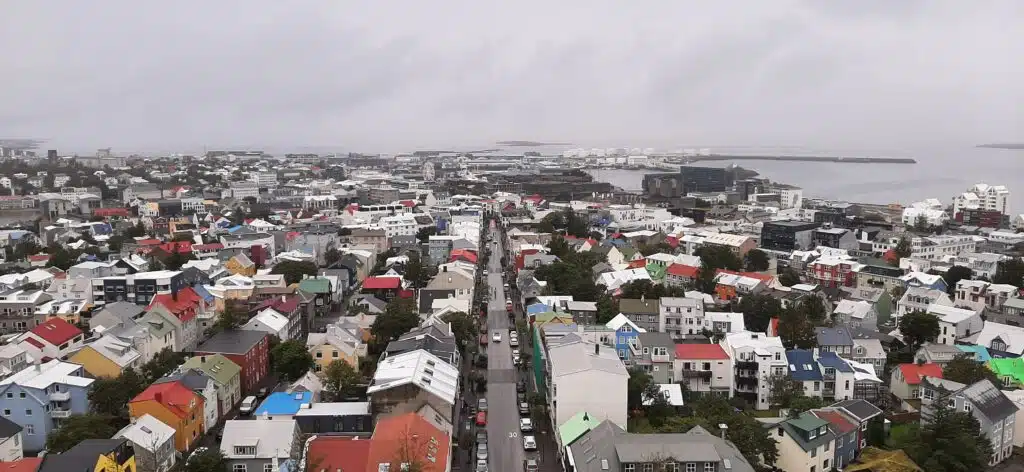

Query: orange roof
left=148, top=287, right=202, bottom=323
left=813, top=409, right=858, bottom=434
left=365, top=413, right=450, bottom=472
left=0, top=458, right=43, bottom=472
left=307, top=436, right=371, bottom=472
left=898, top=363, right=943, bottom=384
left=716, top=269, right=775, bottom=283
left=131, top=381, right=200, bottom=419
left=675, top=344, right=730, bottom=360
left=666, top=263, right=699, bottom=278
left=627, top=259, right=647, bottom=269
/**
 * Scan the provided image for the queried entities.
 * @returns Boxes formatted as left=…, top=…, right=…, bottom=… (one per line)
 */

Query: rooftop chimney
left=718, top=423, right=728, bottom=440
left=594, top=343, right=599, bottom=355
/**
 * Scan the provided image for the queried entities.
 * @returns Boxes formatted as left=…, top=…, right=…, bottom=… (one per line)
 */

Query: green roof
left=558, top=411, right=603, bottom=447
left=182, top=354, right=241, bottom=385
left=788, top=411, right=829, bottom=432
left=298, top=278, right=331, bottom=294
left=988, top=358, right=1024, bottom=385
left=645, top=264, right=666, bottom=280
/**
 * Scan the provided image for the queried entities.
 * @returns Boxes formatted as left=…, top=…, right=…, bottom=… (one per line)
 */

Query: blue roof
left=785, top=350, right=823, bottom=381
left=817, top=351, right=854, bottom=373
left=227, top=225, right=244, bottom=233
left=191, top=284, right=215, bottom=302
left=956, top=344, right=992, bottom=362
left=254, top=391, right=312, bottom=415
left=526, top=303, right=550, bottom=314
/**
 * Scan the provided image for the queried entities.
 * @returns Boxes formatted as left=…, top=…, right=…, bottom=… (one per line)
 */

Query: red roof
left=666, top=263, right=699, bottom=278
left=27, top=254, right=50, bottom=262
left=665, top=236, right=680, bottom=248
left=29, top=318, right=82, bottom=346
left=192, top=243, right=224, bottom=251
left=716, top=269, right=775, bottom=283
left=92, top=207, right=132, bottom=217
left=399, top=200, right=416, bottom=208
left=898, top=363, right=943, bottom=384
left=366, top=413, right=450, bottom=472
left=813, top=410, right=858, bottom=434
left=307, top=437, right=371, bottom=472
left=136, top=238, right=162, bottom=246
left=362, top=277, right=402, bottom=290
left=131, top=381, right=200, bottom=419
left=159, top=241, right=193, bottom=254
left=449, top=249, right=478, bottom=263
left=0, top=458, right=43, bottom=472
left=675, top=344, right=730, bottom=360
left=148, top=287, right=202, bottom=323
left=23, top=338, right=44, bottom=349
left=627, top=259, right=647, bottom=269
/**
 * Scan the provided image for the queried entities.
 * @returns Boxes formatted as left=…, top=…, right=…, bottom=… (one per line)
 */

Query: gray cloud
left=0, top=0, right=1021, bottom=153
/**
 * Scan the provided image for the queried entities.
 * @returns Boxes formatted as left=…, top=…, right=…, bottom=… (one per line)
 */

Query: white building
left=248, top=171, right=279, bottom=188
left=897, top=286, right=953, bottom=321
left=721, top=331, right=787, bottom=410
left=902, top=207, right=949, bottom=227
left=114, top=413, right=177, bottom=472
left=929, top=304, right=984, bottom=345
left=954, top=253, right=1009, bottom=280
left=241, top=307, right=296, bottom=341
left=180, top=197, right=206, bottom=214
left=954, top=280, right=1018, bottom=312
left=223, top=181, right=260, bottom=199
left=378, top=214, right=419, bottom=238
left=672, top=343, right=733, bottom=396
left=954, top=183, right=1010, bottom=216
left=545, top=335, right=628, bottom=432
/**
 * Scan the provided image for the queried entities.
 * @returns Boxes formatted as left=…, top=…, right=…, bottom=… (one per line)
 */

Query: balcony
left=50, top=409, right=72, bottom=418
left=736, top=361, right=758, bottom=370
left=50, top=391, right=70, bottom=402
left=650, top=353, right=671, bottom=363
left=735, top=376, right=758, bottom=388
left=680, top=370, right=713, bottom=380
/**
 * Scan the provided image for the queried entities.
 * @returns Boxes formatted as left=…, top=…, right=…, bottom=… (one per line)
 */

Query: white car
left=523, top=435, right=537, bottom=451
left=477, top=443, right=488, bottom=460
left=509, top=337, right=519, bottom=348
left=492, top=332, right=502, bottom=343
left=476, top=459, right=489, bottom=472
left=520, top=418, right=533, bottom=432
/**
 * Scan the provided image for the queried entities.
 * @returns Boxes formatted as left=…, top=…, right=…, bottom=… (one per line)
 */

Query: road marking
left=509, top=432, right=518, bottom=438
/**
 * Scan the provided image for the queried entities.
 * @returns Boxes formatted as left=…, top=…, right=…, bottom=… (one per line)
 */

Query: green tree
left=324, top=247, right=341, bottom=267
left=618, top=280, right=685, bottom=300
left=993, top=258, right=1024, bottom=286
left=404, top=252, right=437, bottom=289
left=744, top=249, right=770, bottom=272
left=893, top=236, right=912, bottom=260
left=46, top=246, right=76, bottom=271
left=163, top=250, right=194, bottom=270
left=141, top=347, right=186, bottom=382
left=942, top=265, right=973, bottom=295
left=213, top=299, right=250, bottom=332
left=910, top=403, right=994, bottom=472
left=45, top=413, right=121, bottom=453
left=415, top=226, right=437, bottom=243
left=271, top=260, right=318, bottom=284
left=778, top=267, right=801, bottom=287
left=943, top=355, right=1000, bottom=385
left=270, top=339, right=314, bottom=381
left=184, top=447, right=228, bottom=472
left=638, top=242, right=674, bottom=257
left=321, top=359, right=364, bottom=401
left=89, top=368, right=147, bottom=419
left=627, top=368, right=654, bottom=413
left=124, top=221, right=147, bottom=238
left=737, top=294, right=782, bottom=332
left=370, top=298, right=420, bottom=352
left=695, top=244, right=743, bottom=272
left=440, top=311, right=476, bottom=353
left=548, top=234, right=571, bottom=259
left=778, top=304, right=817, bottom=349
left=899, top=310, right=940, bottom=350
left=595, top=292, right=618, bottom=324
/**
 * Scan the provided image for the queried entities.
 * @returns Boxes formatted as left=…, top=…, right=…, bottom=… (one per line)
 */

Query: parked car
left=477, top=443, right=488, bottom=460
left=519, top=402, right=530, bottom=415
left=509, top=337, right=519, bottom=348
left=492, top=332, right=502, bottom=343
left=517, top=381, right=527, bottom=393
left=520, top=418, right=533, bottom=432
left=477, top=460, right=489, bottom=472
left=517, top=392, right=527, bottom=403
left=187, top=447, right=208, bottom=465
left=524, top=459, right=539, bottom=472
left=512, top=355, right=520, bottom=366
left=476, top=411, right=488, bottom=426
left=478, top=398, right=488, bottom=412
left=239, top=396, right=258, bottom=415
left=477, top=431, right=488, bottom=446
left=523, top=436, right=537, bottom=451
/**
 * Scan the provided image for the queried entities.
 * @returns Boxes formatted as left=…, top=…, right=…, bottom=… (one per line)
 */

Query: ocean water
left=580, top=146, right=1024, bottom=213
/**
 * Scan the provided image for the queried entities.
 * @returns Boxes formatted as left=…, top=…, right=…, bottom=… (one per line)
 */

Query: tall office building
left=679, top=166, right=730, bottom=194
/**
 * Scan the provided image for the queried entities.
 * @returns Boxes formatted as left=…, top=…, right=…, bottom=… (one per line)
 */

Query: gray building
left=382, top=323, right=460, bottom=367
left=632, top=332, right=675, bottom=383
left=294, top=402, right=373, bottom=435
left=919, top=378, right=1018, bottom=466
left=566, top=301, right=598, bottom=326
left=815, top=327, right=854, bottom=356
left=220, top=419, right=298, bottom=472
left=618, top=298, right=661, bottom=332
left=567, top=420, right=755, bottom=472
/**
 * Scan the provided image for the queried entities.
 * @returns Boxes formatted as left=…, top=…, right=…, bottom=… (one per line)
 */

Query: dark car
left=517, top=381, right=526, bottom=393
left=517, top=393, right=526, bottom=403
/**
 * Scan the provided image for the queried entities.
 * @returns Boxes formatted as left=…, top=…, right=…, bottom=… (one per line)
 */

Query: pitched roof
left=39, top=438, right=128, bottom=472
left=786, top=350, right=822, bottom=381
left=830, top=399, right=883, bottom=422
left=114, top=413, right=176, bottom=453
left=181, top=354, right=242, bottom=385
left=28, top=317, right=82, bottom=346
left=812, top=409, right=858, bottom=434
left=362, top=276, right=402, bottom=290
left=898, top=363, right=943, bottom=384
left=666, top=263, right=699, bottom=278
left=0, top=458, right=43, bottom=472
left=147, top=286, right=203, bottom=323
left=130, top=381, right=200, bottom=419
left=618, top=298, right=659, bottom=315
left=558, top=411, right=604, bottom=447
left=365, top=413, right=450, bottom=472
left=674, top=344, right=730, bottom=360
left=367, top=349, right=459, bottom=405
left=197, top=329, right=267, bottom=355
left=961, top=379, right=1018, bottom=421
left=220, top=419, right=297, bottom=460
left=306, top=436, right=371, bottom=472
left=298, top=277, right=331, bottom=294
left=0, top=416, right=22, bottom=438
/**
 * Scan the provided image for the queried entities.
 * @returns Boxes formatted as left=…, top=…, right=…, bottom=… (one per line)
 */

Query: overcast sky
left=1, top=1, right=1021, bottom=154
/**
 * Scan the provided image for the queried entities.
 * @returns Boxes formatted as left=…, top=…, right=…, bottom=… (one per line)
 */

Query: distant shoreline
left=496, top=140, right=573, bottom=146
left=977, top=143, right=1024, bottom=150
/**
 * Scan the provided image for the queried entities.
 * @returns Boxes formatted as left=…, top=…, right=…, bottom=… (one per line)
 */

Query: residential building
left=721, top=331, right=787, bottom=410
left=810, top=409, right=861, bottom=469
left=701, top=232, right=756, bottom=258
left=953, top=183, right=1010, bottom=217
left=114, top=413, right=176, bottom=472
left=770, top=412, right=836, bottom=472
left=253, top=391, right=313, bottom=419
left=293, top=402, right=373, bottom=435
left=659, top=297, right=701, bottom=339
left=91, top=270, right=186, bottom=307
left=351, top=228, right=390, bottom=254
left=0, top=417, right=23, bottom=462
left=919, top=378, right=1018, bottom=465
left=38, top=438, right=135, bottom=472
left=914, top=342, right=962, bottom=366
left=363, top=413, right=451, bottom=472
left=566, top=421, right=755, bottom=472
left=955, top=280, right=1018, bottom=312
left=807, top=256, right=860, bottom=288
left=366, top=349, right=459, bottom=426
left=853, top=260, right=905, bottom=293
left=381, top=323, right=459, bottom=367
left=815, top=327, right=854, bottom=356
left=68, top=334, right=141, bottom=378
left=195, top=330, right=269, bottom=395
left=128, top=380, right=205, bottom=452
left=0, top=289, right=49, bottom=335
left=617, top=297, right=661, bottom=332
left=761, top=220, right=820, bottom=252
left=220, top=419, right=298, bottom=472
left=631, top=332, right=674, bottom=383
left=971, top=321, right=1024, bottom=357
left=850, top=338, right=886, bottom=377
left=424, top=266, right=474, bottom=301
left=544, top=334, right=628, bottom=432
left=181, top=354, right=242, bottom=416
left=0, top=360, right=95, bottom=452
left=15, top=318, right=84, bottom=361
left=889, top=362, right=942, bottom=400
left=565, top=301, right=598, bottom=326
left=929, top=304, right=983, bottom=345
left=0, top=344, right=27, bottom=381
left=812, top=227, right=859, bottom=250
left=241, top=307, right=297, bottom=341
left=787, top=349, right=824, bottom=398
left=155, top=369, right=219, bottom=434
left=954, top=253, right=1009, bottom=280
left=307, top=321, right=365, bottom=373
left=897, top=286, right=953, bottom=321
left=673, top=344, right=732, bottom=397
left=605, top=314, right=645, bottom=364
left=219, top=231, right=276, bottom=258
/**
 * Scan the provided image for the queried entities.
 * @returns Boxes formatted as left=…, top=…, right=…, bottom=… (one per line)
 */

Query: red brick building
left=194, top=330, right=269, bottom=395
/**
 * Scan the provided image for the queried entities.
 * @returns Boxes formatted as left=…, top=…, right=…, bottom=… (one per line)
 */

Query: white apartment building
left=902, top=207, right=949, bottom=227
left=875, top=234, right=976, bottom=261
left=930, top=304, right=984, bottom=345
left=769, top=184, right=804, bottom=209
left=721, top=331, right=787, bottom=410
left=897, top=286, right=953, bottom=321
left=954, top=183, right=1010, bottom=216
left=607, top=204, right=644, bottom=223
left=954, top=252, right=1009, bottom=279
left=248, top=171, right=279, bottom=188
left=181, top=197, right=206, bottom=214
left=673, top=343, right=733, bottom=396
left=223, top=181, right=260, bottom=199
left=955, top=280, right=1019, bottom=312
left=545, top=336, right=628, bottom=433
left=378, top=214, right=418, bottom=238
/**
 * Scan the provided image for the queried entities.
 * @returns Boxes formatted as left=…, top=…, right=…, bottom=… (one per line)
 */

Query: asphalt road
left=485, top=227, right=529, bottom=472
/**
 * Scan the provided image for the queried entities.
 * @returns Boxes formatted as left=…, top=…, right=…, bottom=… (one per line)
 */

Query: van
left=239, top=396, right=258, bottom=415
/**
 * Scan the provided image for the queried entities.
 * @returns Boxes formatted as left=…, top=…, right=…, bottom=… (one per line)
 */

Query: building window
left=1, top=410, right=8, bottom=416
left=26, top=424, right=34, bottom=435
left=233, top=465, right=246, bottom=472
left=704, top=463, right=714, bottom=472
left=264, top=464, right=274, bottom=472
left=624, top=464, right=635, bottom=472
left=643, top=464, right=653, bottom=472
left=685, top=464, right=696, bottom=472
left=823, top=459, right=830, bottom=470
left=25, top=409, right=31, bottom=416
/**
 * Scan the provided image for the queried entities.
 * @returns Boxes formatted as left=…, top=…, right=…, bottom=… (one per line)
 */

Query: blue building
left=255, top=391, right=313, bottom=419
left=605, top=313, right=645, bottom=362
left=785, top=349, right=823, bottom=396
left=0, top=360, right=94, bottom=452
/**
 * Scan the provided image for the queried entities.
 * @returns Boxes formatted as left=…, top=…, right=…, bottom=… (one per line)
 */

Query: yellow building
left=307, top=323, right=365, bottom=373
left=69, top=334, right=142, bottom=378
left=225, top=253, right=256, bottom=276
left=39, top=437, right=136, bottom=472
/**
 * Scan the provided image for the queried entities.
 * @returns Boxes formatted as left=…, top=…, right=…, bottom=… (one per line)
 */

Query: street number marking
left=509, top=432, right=518, bottom=438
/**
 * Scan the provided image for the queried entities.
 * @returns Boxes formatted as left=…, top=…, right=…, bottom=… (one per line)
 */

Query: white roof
left=834, top=300, right=873, bottom=320
left=548, top=338, right=628, bottom=378
left=900, top=271, right=944, bottom=286
left=969, top=321, right=1024, bottom=355
left=293, top=402, right=371, bottom=417
left=724, top=331, right=784, bottom=351
left=247, top=308, right=290, bottom=333
left=846, top=358, right=882, bottom=383
left=706, top=312, right=746, bottom=332
left=182, top=258, right=222, bottom=271
left=88, top=334, right=142, bottom=367
left=605, top=313, right=646, bottom=333
left=643, top=383, right=685, bottom=407
left=927, top=304, right=980, bottom=324
left=0, top=359, right=94, bottom=389
left=366, top=349, right=459, bottom=405
left=115, top=414, right=176, bottom=452
left=659, top=297, right=701, bottom=309
left=220, top=419, right=297, bottom=459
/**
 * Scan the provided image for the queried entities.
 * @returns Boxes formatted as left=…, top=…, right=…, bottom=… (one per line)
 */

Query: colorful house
left=889, top=363, right=943, bottom=399
left=128, top=381, right=205, bottom=452
left=16, top=318, right=85, bottom=362
left=224, top=253, right=256, bottom=276
left=69, top=334, right=142, bottom=378
left=181, top=354, right=242, bottom=416
left=38, top=438, right=135, bottom=472
left=307, top=322, right=365, bottom=373
left=147, top=286, right=206, bottom=351
left=605, top=313, right=645, bottom=362
left=989, top=358, right=1024, bottom=388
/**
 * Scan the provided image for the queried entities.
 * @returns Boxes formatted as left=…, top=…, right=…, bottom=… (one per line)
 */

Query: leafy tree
left=943, top=355, right=999, bottom=385
left=45, top=413, right=121, bottom=453
left=778, top=303, right=817, bottom=349
left=627, top=368, right=654, bottom=413
left=89, top=368, right=146, bottom=419
left=415, top=226, right=437, bottom=243
left=695, top=244, right=743, bottom=272
left=619, top=280, right=686, bottom=300
left=141, top=347, right=186, bottom=382
left=46, top=246, right=76, bottom=271
left=13, top=239, right=42, bottom=260
left=370, top=298, right=420, bottom=352
left=163, top=250, right=194, bottom=270
left=943, top=265, right=973, bottom=295
left=899, top=310, right=940, bottom=350
left=324, top=247, right=341, bottom=267
left=184, top=447, right=228, bottom=472
left=893, top=236, right=912, bottom=260
left=440, top=311, right=477, bottom=352
left=548, top=234, right=571, bottom=259
left=124, top=221, right=147, bottom=238
left=639, top=242, right=674, bottom=257
left=321, top=359, right=364, bottom=401
left=644, top=385, right=676, bottom=428
left=106, top=235, right=126, bottom=253
left=271, top=260, right=318, bottom=284
left=404, top=252, right=437, bottom=289
left=787, top=395, right=825, bottom=416
left=744, top=249, right=770, bottom=272
left=993, top=257, right=1024, bottom=286
left=213, top=299, right=250, bottom=332
left=737, top=294, right=782, bottom=332
left=270, top=339, right=314, bottom=381
left=595, top=292, right=618, bottom=324
left=910, top=403, right=994, bottom=472
left=768, top=374, right=804, bottom=409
